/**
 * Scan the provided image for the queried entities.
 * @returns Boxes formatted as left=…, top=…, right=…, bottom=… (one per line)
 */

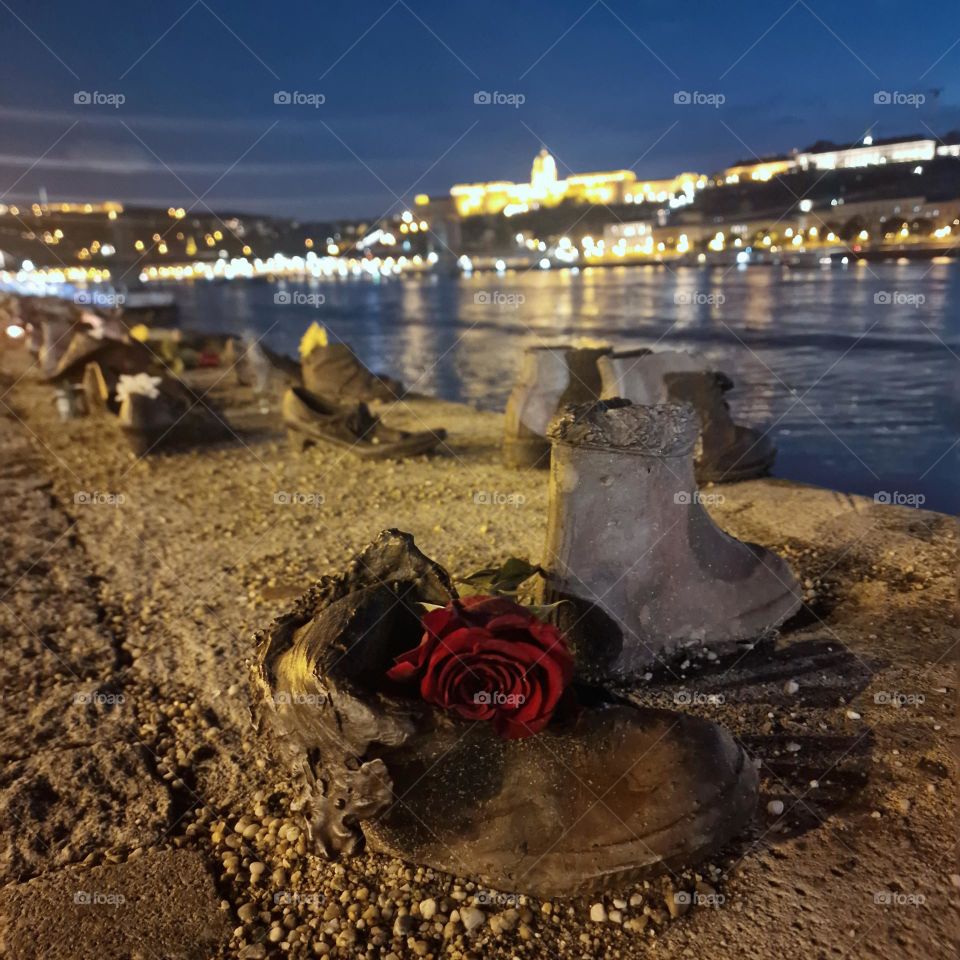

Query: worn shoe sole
left=121, top=417, right=233, bottom=457
left=364, top=706, right=760, bottom=898
left=287, top=425, right=446, bottom=461
left=696, top=445, right=777, bottom=484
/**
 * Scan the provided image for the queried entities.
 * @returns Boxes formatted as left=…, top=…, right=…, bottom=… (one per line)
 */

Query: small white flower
left=115, top=373, right=162, bottom=404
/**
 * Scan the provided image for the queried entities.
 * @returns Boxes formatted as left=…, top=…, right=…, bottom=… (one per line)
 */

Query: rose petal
left=422, top=606, right=456, bottom=637
left=393, top=598, right=575, bottom=740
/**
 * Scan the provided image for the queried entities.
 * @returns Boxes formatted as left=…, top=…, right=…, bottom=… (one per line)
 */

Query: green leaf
left=524, top=600, right=569, bottom=622
left=456, top=557, right=541, bottom=597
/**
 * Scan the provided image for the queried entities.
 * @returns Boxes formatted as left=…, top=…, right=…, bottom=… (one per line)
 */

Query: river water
left=163, top=260, right=959, bottom=514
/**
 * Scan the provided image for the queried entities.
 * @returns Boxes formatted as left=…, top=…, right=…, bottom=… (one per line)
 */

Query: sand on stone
left=0, top=345, right=956, bottom=959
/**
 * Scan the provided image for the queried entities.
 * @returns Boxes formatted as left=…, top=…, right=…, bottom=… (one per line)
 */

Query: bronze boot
left=502, top=345, right=611, bottom=468
left=541, top=400, right=801, bottom=678
left=302, top=341, right=403, bottom=403
left=255, top=530, right=759, bottom=898
left=599, top=349, right=776, bottom=483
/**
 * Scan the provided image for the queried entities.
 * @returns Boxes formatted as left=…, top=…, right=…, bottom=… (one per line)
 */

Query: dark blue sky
left=1, top=0, right=958, bottom=219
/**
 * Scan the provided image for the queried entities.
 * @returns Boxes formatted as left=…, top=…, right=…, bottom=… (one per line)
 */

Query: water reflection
left=163, top=261, right=958, bottom=513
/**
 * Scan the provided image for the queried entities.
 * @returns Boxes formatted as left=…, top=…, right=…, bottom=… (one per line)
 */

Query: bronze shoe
left=255, top=531, right=759, bottom=898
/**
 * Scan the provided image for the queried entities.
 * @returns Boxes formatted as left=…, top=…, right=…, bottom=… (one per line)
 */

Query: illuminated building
left=796, top=135, right=937, bottom=171
left=719, top=134, right=958, bottom=183
left=624, top=173, right=705, bottom=204
left=450, top=149, right=703, bottom=217
left=721, top=156, right=794, bottom=184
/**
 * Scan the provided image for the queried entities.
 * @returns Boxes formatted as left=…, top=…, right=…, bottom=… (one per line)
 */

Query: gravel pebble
left=460, top=906, right=485, bottom=933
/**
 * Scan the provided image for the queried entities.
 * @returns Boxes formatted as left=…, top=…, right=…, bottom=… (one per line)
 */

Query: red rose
left=387, top=596, right=575, bottom=740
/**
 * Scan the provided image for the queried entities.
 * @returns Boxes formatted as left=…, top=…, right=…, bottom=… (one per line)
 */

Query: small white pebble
left=589, top=902, right=607, bottom=923
left=846, top=710, right=861, bottom=720
left=767, top=800, right=785, bottom=816
left=809, top=780, right=819, bottom=788
left=786, top=742, right=802, bottom=753
left=460, top=906, right=484, bottom=933
left=783, top=680, right=800, bottom=695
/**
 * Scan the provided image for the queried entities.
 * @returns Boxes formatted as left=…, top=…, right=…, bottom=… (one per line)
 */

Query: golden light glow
left=450, top=149, right=702, bottom=217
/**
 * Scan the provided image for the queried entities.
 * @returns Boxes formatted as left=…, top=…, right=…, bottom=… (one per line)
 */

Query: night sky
left=1, top=0, right=958, bottom=219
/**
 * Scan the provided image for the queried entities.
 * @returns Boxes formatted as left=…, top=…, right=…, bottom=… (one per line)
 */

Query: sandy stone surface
left=0, top=345, right=956, bottom=958
left=0, top=848, right=230, bottom=959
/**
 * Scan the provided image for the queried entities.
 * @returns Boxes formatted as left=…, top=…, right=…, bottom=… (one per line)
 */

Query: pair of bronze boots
left=46, top=329, right=232, bottom=456
left=280, top=342, right=445, bottom=460
left=503, top=344, right=775, bottom=483
left=256, top=403, right=801, bottom=899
